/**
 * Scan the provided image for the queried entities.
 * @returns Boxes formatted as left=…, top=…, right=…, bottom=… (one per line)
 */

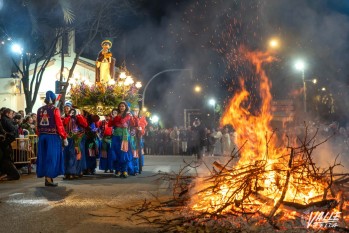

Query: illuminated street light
left=321, top=87, right=326, bottom=91
left=208, top=98, right=216, bottom=124
left=151, top=115, right=159, bottom=124
left=269, top=38, right=280, bottom=49
left=11, top=43, right=23, bottom=54
left=295, top=60, right=305, bottom=72
left=294, top=60, right=307, bottom=113
left=194, top=85, right=202, bottom=93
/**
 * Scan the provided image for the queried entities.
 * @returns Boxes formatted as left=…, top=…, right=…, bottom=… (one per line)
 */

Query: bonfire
left=130, top=47, right=349, bottom=232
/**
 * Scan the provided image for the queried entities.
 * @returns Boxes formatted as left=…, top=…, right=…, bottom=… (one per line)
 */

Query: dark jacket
left=1, top=115, right=18, bottom=142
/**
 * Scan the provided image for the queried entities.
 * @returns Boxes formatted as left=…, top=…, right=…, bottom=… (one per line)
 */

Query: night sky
left=2, top=0, right=349, bottom=127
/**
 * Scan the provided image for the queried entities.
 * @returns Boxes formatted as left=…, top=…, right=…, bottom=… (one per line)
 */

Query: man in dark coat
left=191, top=118, right=207, bottom=161
left=0, top=109, right=20, bottom=180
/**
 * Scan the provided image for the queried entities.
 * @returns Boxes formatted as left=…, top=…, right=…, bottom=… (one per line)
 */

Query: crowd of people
left=1, top=89, right=349, bottom=186
left=143, top=121, right=238, bottom=158
left=0, top=90, right=148, bottom=186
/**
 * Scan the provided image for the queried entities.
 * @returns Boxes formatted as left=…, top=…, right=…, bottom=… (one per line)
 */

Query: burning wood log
left=267, top=147, right=294, bottom=228
left=282, top=199, right=338, bottom=211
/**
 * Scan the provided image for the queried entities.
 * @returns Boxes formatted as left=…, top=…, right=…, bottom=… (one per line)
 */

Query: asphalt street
left=0, top=155, right=226, bottom=233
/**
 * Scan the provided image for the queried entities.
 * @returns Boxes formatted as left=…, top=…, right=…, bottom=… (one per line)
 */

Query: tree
left=11, top=34, right=62, bottom=114
left=2, top=0, right=141, bottom=113
left=2, top=0, right=75, bottom=114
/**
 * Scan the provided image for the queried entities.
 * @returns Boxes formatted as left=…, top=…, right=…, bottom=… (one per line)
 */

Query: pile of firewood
left=129, top=129, right=349, bottom=232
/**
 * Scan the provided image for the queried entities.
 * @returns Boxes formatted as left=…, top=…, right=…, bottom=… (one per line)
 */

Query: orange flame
left=221, top=47, right=278, bottom=163
left=190, top=47, right=327, bottom=215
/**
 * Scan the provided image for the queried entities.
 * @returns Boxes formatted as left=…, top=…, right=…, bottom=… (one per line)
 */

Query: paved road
left=0, top=155, right=224, bottom=233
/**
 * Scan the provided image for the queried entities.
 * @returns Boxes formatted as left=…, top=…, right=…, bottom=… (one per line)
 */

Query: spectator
left=179, top=127, right=188, bottom=155
left=170, top=126, right=180, bottom=155
left=191, top=118, right=206, bottom=161
left=0, top=111, right=20, bottom=181
left=13, top=114, right=23, bottom=136
left=30, top=113, right=37, bottom=126
left=222, top=127, right=231, bottom=156
left=1, top=108, right=18, bottom=140
left=212, top=128, right=223, bottom=156
left=206, top=129, right=215, bottom=156
left=21, top=115, right=36, bottom=135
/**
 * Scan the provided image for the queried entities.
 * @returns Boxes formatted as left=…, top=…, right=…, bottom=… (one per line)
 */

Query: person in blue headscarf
left=36, top=91, right=68, bottom=187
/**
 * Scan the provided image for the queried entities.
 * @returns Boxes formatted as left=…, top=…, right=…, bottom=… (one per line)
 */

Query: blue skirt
left=36, top=134, right=64, bottom=178
left=99, top=139, right=115, bottom=171
left=76, top=136, right=87, bottom=174
left=63, top=138, right=77, bottom=175
left=111, top=135, right=132, bottom=172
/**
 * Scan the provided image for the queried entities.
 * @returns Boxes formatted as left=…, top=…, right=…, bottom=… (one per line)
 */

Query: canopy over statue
left=95, top=40, right=115, bottom=83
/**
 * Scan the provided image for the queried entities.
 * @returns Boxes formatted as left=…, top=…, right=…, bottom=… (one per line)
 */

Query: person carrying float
left=98, top=113, right=114, bottom=173
left=108, top=101, right=133, bottom=178
left=130, top=105, right=147, bottom=175
left=62, top=106, right=88, bottom=180
left=80, top=111, right=100, bottom=175
left=36, top=91, right=68, bottom=187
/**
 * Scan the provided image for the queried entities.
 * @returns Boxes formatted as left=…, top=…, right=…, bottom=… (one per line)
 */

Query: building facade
left=0, top=30, right=96, bottom=113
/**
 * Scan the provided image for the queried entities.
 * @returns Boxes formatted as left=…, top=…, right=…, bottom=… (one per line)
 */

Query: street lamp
left=209, top=98, right=216, bottom=124
left=11, top=43, right=23, bottom=54
left=194, top=85, right=201, bottom=93
left=150, top=115, right=160, bottom=127
left=294, top=60, right=306, bottom=113
left=268, top=38, right=280, bottom=49
left=151, top=115, right=159, bottom=123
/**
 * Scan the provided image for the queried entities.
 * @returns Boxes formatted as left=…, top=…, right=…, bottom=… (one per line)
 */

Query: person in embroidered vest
left=37, top=91, right=68, bottom=187
left=95, top=40, right=115, bottom=84
left=108, top=101, right=132, bottom=178
left=98, top=113, right=114, bottom=173
left=62, top=107, right=88, bottom=180
left=130, top=105, right=148, bottom=175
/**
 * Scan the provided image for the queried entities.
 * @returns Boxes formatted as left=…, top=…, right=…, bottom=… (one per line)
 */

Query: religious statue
left=95, top=40, right=115, bottom=83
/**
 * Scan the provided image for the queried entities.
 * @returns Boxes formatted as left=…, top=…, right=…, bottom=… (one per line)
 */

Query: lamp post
left=141, top=68, right=192, bottom=111
left=295, top=60, right=306, bottom=113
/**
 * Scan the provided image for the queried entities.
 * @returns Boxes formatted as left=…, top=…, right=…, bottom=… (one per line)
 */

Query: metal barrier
left=10, top=135, right=37, bottom=174
left=28, top=135, right=38, bottom=163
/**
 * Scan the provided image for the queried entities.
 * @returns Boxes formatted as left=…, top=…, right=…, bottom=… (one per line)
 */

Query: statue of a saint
left=95, top=40, right=115, bottom=83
